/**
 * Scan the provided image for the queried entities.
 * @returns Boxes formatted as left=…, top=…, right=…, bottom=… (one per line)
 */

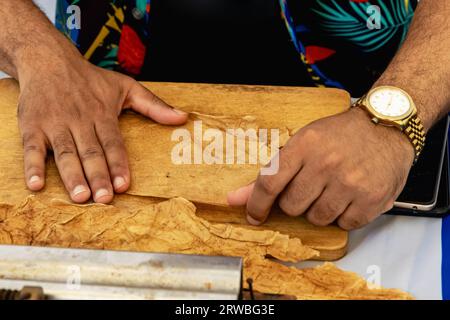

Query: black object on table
left=389, top=116, right=450, bottom=218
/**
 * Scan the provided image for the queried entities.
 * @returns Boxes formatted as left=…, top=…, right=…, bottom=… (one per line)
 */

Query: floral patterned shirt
left=56, top=0, right=417, bottom=96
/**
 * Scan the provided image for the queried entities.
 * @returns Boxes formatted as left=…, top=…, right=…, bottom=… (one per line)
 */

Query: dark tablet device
left=393, top=116, right=449, bottom=212
left=388, top=140, right=449, bottom=217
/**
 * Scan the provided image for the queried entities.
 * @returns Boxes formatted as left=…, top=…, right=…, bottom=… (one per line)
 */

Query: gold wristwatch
left=352, top=86, right=426, bottom=163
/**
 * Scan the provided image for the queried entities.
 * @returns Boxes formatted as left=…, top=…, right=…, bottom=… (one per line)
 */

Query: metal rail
left=0, top=245, right=243, bottom=300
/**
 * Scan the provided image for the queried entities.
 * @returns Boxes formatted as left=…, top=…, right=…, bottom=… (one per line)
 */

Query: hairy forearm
left=0, top=0, right=81, bottom=80
left=374, top=1, right=450, bottom=132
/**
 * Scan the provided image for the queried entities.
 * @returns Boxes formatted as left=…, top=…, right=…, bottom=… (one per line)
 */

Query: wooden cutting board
left=0, top=79, right=350, bottom=260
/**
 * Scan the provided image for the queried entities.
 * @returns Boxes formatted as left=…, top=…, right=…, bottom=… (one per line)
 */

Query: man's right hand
left=18, top=55, right=188, bottom=204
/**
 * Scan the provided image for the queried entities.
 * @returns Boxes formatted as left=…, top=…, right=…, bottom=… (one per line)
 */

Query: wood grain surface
left=0, top=79, right=350, bottom=260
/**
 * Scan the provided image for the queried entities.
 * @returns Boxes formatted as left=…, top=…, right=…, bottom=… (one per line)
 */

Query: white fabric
left=341, top=215, right=441, bottom=299
left=34, top=0, right=56, bottom=22
left=298, top=215, right=442, bottom=300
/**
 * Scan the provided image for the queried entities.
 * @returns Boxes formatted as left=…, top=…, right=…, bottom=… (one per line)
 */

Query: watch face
left=368, top=87, right=412, bottom=118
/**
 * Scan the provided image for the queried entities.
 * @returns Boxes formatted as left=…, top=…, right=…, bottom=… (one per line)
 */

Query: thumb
left=127, top=82, right=188, bottom=125
left=227, top=182, right=255, bottom=206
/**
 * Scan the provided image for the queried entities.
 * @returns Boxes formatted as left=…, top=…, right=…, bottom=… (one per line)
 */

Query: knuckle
left=341, top=170, right=365, bottom=190
left=320, top=151, right=343, bottom=170
left=289, top=177, right=312, bottom=201
left=22, top=132, right=45, bottom=154
left=79, top=98, right=105, bottom=117
left=366, top=191, right=385, bottom=206
left=338, top=214, right=368, bottom=230
left=89, top=171, right=110, bottom=184
left=22, top=131, right=37, bottom=145
left=52, top=132, right=76, bottom=160
left=300, top=127, right=321, bottom=144
left=306, top=212, right=331, bottom=226
left=24, top=144, right=41, bottom=154
left=80, top=146, right=104, bottom=162
left=109, top=161, right=129, bottom=173
left=69, top=104, right=83, bottom=121
left=88, top=95, right=108, bottom=115
left=323, top=200, right=344, bottom=216
left=56, top=148, right=76, bottom=161
left=102, top=137, right=124, bottom=152
left=95, top=102, right=107, bottom=115
left=307, top=203, right=341, bottom=226
left=279, top=194, right=300, bottom=216
left=25, top=167, right=43, bottom=176
left=147, top=91, right=163, bottom=106
left=258, top=176, right=280, bottom=196
left=279, top=151, right=298, bottom=172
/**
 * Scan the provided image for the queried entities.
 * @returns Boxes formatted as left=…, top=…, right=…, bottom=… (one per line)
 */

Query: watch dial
left=368, top=88, right=411, bottom=117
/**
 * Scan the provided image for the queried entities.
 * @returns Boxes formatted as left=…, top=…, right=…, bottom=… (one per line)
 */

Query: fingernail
left=247, top=214, right=262, bottom=226
left=173, top=108, right=187, bottom=115
left=29, top=175, right=41, bottom=185
left=113, top=177, right=126, bottom=190
left=94, top=188, right=111, bottom=201
left=72, top=185, right=88, bottom=197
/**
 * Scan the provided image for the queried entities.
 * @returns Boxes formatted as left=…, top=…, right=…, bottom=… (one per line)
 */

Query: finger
left=278, top=164, right=327, bottom=217
left=22, top=130, right=47, bottom=191
left=127, top=83, right=188, bottom=125
left=71, top=125, right=113, bottom=204
left=95, top=120, right=130, bottom=193
left=50, top=130, right=91, bottom=203
left=227, top=182, right=255, bottom=206
left=304, top=185, right=352, bottom=226
left=337, top=190, right=394, bottom=230
left=337, top=200, right=388, bottom=230
left=246, top=141, right=304, bottom=225
left=336, top=203, right=373, bottom=230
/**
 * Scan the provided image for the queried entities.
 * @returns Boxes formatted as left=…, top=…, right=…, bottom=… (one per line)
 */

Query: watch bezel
left=364, top=86, right=416, bottom=123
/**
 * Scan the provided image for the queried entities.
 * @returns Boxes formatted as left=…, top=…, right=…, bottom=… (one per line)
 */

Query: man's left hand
left=228, top=107, right=415, bottom=230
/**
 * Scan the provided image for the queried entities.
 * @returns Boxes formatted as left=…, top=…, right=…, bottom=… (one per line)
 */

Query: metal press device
left=0, top=245, right=244, bottom=300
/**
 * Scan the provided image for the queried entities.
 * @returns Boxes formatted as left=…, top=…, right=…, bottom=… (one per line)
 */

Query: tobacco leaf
left=0, top=196, right=412, bottom=300
left=0, top=196, right=318, bottom=261
left=244, top=256, right=413, bottom=300
left=123, top=111, right=289, bottom=205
